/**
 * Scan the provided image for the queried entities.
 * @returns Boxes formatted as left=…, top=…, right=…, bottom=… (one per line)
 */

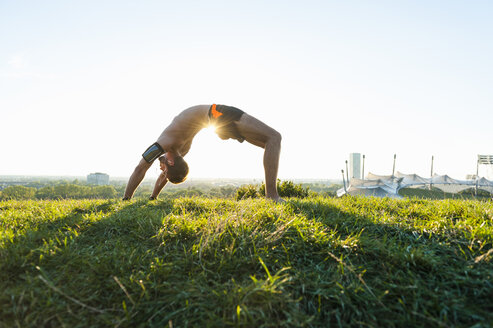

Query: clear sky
left=1, top=1, right=493, bottom=180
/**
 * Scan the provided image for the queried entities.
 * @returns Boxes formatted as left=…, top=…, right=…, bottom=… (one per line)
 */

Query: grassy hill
left=1, top=197, right=492, bottom=327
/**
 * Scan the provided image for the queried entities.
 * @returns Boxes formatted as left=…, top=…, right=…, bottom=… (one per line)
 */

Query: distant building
left=87, top=172, right=109, bottom=185
left=349, top=153, right=362, bottom=180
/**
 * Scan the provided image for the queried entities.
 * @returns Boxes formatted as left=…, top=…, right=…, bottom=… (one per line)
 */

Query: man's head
left=159, top=154, right=189, bottom=184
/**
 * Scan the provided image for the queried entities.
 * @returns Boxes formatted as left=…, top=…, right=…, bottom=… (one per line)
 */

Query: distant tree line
left=0, top=184, right=117, bottom=200
left=0, top=180, right=339, bottom=201
left=0, top=183, right=239, bottom=200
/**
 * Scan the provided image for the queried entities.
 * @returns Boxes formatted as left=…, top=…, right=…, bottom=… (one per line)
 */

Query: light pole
left=345, top=160, right=349, bottom=185
left=341, top=169, right=347, bottom=193
left=430, top=155, right=434, bottom=190
left=392, top=154, right=396, bottom=177
left=476, top=158, right=479, bottom=196
left=362, top=154, right=365, bottom=180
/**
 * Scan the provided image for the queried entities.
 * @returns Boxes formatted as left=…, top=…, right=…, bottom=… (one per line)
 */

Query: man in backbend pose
left=123, top=104, right=283, bottom=201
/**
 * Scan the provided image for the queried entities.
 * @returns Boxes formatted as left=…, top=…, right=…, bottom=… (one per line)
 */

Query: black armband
left=142, top=142, right=165, bottom=163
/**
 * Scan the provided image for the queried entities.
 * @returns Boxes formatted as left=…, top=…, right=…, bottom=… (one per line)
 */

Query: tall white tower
left=349, top=153, right=362, bottom=180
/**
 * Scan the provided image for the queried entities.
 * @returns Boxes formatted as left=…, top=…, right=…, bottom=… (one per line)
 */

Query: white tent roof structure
left=337, top=171, right=493, bottom=198
left=476, top=177, right=493, bottom=194
left=336, top=176, right=403, bottom=198
left=429, top=174, right=475, bottom=193
left=394, top=172, right=431, bottom=188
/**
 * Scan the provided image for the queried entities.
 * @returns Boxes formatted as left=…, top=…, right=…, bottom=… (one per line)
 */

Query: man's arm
left=150, top=171, right=168, bottom=199
left=123, top=158, right=153, bottom=200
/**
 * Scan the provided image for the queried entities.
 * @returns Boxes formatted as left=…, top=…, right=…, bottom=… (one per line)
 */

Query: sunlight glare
left=203, top=124, right=218, bottom=138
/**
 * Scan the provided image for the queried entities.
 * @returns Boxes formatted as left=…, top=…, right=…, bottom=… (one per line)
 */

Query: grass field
left=1, top=197, right=492, bottom=327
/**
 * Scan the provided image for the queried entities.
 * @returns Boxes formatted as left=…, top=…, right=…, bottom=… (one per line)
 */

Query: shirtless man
left=123, top=104, right=283, bottom=201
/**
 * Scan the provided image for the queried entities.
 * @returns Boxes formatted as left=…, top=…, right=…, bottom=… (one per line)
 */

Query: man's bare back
left=124, top=104, right=283, bottom=201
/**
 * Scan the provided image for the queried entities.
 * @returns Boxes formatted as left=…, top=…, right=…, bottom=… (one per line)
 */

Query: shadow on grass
left=1, top=197, right=492, bottom=327
left=0, top=199, right=176, bottom=325
left=287, top=197, right=493, bottom=326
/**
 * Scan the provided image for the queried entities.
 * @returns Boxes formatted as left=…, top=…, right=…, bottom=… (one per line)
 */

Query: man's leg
left=236, top=114, right=283, bottom=201
left=123, top=158, right=152, bottom=199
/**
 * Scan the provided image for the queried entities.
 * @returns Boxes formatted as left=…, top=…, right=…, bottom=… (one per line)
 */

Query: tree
left=35, top=186, right=55, bottom=199
left=93, top=186, right=117, bottom=199
left=1, top=186, right=36, bottom=200
left=235, top=180, right=310, bottom=200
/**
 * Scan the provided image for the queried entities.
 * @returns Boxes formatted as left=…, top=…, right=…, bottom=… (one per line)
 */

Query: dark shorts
left=209, top=104, right=245, bottom=143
